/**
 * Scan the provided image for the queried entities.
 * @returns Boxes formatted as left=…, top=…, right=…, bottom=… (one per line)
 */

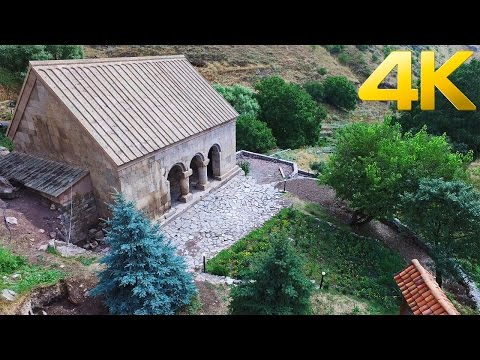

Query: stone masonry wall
left=57, top=192, right=98, bottom=244
left=119, top=120, right=237, bottom=220
left=11, top=78, right=120, bottom=217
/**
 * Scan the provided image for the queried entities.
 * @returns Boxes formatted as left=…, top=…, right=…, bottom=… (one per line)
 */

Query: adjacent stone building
left=3, top=55, right=240, bottom=242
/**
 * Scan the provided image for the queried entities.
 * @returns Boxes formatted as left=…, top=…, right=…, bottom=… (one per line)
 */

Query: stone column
left=197, top=159, right=210, bottom=190
left=179, top=169, right=193, bottom=203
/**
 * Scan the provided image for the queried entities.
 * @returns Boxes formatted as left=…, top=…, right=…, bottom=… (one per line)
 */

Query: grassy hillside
left=1, top=45, right=478, bottom=132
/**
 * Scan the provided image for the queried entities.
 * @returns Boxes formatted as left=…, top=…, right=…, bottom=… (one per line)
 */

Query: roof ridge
left=411, top=259, right=459, bottom=315
left=30, top=55, right=186, bottom=67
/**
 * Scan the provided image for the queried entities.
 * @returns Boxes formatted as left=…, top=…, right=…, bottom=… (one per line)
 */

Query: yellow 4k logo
left=358, top=51, right=476, bottom=111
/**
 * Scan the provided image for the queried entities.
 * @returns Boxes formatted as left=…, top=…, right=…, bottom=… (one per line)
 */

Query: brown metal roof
left=394, top=259, right=460, bottom=315
left=0, top=152, right=89, bottom=197
left=28, top=55, right=239, bottom=166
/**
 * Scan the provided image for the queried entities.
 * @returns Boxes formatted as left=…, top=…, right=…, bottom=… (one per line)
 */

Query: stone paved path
left=163, top=173, right=287, bottom=272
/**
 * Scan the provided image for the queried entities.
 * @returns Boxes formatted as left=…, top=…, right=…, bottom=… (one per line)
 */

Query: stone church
left=1, top=55, right=240, bottom=242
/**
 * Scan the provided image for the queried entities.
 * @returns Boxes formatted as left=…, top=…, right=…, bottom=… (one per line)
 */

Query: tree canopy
left=394, top=58, right=480, bottom=156
left=213, top=84, right=260, bottom=117
left=235, top=113, right=277, bottom=153
left=229, top=235, right=313, bottom=315
left=255, top=76, right=326, bottom=149
left=321, top=121, right=471, bottom=223
left=91, top=193, right=196, bottom=315
left=400, top=178, right=480, bottom=285
left=0, top=45, right=84, bottom=77
left=322, top=75, right=358, bottom=111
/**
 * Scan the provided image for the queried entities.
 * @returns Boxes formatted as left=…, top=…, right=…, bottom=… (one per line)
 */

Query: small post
left=319, top=271, right=326, bottom=289
left=202, top=253, right=207, bottom=273
left=279, top=166, right=286, bottom=193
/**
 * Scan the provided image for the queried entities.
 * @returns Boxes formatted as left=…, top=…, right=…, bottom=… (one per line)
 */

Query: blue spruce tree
left=91, top=192, right=196, bottom=315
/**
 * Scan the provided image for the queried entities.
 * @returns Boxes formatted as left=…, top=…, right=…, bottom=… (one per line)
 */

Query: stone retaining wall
left=236, top=150, right=298, bottom=177
left=57, top=192, right=99, bottom=244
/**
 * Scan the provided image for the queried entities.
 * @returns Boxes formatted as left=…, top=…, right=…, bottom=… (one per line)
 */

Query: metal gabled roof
left=0, top=152, right=89, bottom=197
left=24, top=55, right=238, bottom=167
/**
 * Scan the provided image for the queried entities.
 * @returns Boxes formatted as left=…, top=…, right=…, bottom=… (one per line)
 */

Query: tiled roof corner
left=394, top=259, right=460, bottom=315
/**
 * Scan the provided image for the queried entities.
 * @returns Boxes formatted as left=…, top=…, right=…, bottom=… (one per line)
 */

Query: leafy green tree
left=0, top=45, right=84, bottom=77
left=321, top=121, right=471, bottom=224
left=91, top=193, right=196, bottom=315
left=303, top=80, right=324, bottom=103
left=322, top=75, right=357, bottom=111
left=44, top=45, right=84, bottom=60
left=213, top=84, right=260, bottom=117
left=229, top=235, right=313, bottom=315
left=236, top=114, right=276, bottom=153
left=0, top=45, right=49, bottom=76
left=400, top=178, right=480, bottom=286
left=255, top=76, right=326, bottom=149
left=394, top=59, right=480, bottom=156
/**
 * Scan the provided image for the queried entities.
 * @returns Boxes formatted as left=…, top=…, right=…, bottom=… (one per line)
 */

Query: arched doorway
left=189, top=154, right=203, bottom=191
left=207, top=144, right=221, bottom=179
left=167, top=164, right=184, bottom=208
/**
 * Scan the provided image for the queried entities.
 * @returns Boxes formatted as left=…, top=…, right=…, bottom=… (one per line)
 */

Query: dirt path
left=280, top=178, right=432, bottom=266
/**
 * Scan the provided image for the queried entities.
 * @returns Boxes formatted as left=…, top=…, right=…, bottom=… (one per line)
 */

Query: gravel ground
left=237, top=154, right=293, bottom=184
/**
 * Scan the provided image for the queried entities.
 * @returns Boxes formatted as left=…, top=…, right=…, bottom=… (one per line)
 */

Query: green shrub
left=0, top=248, right=26, bottom=273
left=255, top=76, right=326, bottom=149
left=322, top=75, right=358, bottom=111
left=213, top=84, right=260, bottom=117
left=338, top=53, right=350, bottom=65
left=372, top=53, right=379, bottom=62
left=355, top=45, right=369, bottom=51
left=76, top=256, right=97, bottom=266
left=325, top=45, right=345, bottom=54
left=229, top=235, right=314, bottom=315
left=310, top=161, right=326, bottom=174
left=303, top=81, right=324, bottom=103
left=383, top=45, right=395, bottom=58
left=317, top=67, right=327, bottom=75
left=236, top=114, right=276, bottom=153
left=238, top=161, right=251, bottom=176
left=0, top=131, right=13, bottom=151
left=0, top=45, right=84, bottom=77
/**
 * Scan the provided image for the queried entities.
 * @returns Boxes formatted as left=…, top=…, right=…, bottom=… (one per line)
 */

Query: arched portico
left=207, top=144, right=221, bottom=179
left=167, top=163, right=192, bottom=206
left=189, top=153, right=210, bottom=191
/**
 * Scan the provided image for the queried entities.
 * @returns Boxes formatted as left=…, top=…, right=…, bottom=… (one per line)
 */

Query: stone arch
left=207, top=144, right=221, bottom=178
left=167, top=163, right=186, bottom=208
left=189, top=153, right=209, bottom=191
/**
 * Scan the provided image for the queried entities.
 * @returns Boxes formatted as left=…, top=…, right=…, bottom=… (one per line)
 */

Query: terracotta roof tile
left=394, top=259, right=460, bottom=315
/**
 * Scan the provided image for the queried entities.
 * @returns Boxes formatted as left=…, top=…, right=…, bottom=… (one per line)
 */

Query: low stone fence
left=236, top=150, right=298, bottom=178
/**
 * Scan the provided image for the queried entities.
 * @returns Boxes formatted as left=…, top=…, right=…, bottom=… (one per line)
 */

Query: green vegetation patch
left=0, top=247, right=64, bottom=295
left=207, top=208, right=406, bottom=314
left=75, top=256, right=97, bottom=266
left=0, top=67, right=21, bottom=89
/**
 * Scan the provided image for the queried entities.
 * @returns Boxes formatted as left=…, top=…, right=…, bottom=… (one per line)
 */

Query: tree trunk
left=350, top=210, right=373, bottom=226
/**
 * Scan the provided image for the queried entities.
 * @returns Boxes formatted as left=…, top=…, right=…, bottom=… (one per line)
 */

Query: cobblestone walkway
left=163, top=173, right=287, bottom=272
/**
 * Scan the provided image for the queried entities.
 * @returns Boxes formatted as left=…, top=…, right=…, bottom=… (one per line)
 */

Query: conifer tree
left=91, top=193, right=196, bottom=315
left=229, top=235, right=313, bottom=315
